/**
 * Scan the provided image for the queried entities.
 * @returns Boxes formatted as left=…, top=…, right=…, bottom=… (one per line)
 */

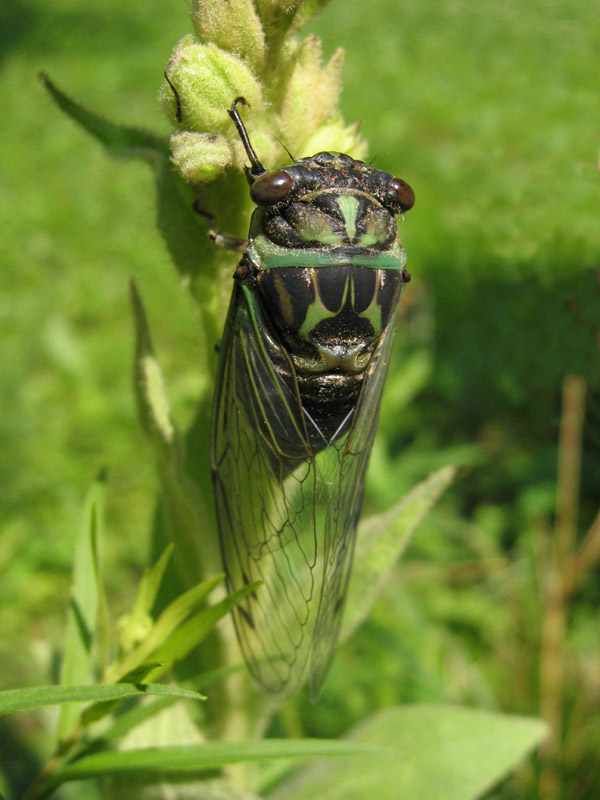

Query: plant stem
left=563, top=507, right=600, bottom=596
left=554, top=375, right=585, bottom=566
left=539, top=374, right=586, bottom=799
left=20, top=725, right=82, bottom=800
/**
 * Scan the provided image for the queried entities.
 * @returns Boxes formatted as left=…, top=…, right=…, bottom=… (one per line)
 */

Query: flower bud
left=192, top=0, right=266, bottom=72
left=278, top=36, right=344, bottom=152
left=170, top=131, right=233, bottom=182
left=160, top=37, right=263, bottom=134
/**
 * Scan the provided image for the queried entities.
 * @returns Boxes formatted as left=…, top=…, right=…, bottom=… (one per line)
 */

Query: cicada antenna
left=164, top=60, right=182, bottom=123
left=228, top=97, right=268, bottom=180
left=277, top=138, right=295, bottom=163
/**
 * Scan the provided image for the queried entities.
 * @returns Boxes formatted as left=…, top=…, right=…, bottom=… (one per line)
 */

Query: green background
left=1, top=1, right=599, bottom=798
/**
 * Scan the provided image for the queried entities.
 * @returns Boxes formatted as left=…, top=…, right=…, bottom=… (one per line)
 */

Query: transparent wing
left=212, top=281, right=397, bottom=697
left=212, top=282, right=318, bottom=695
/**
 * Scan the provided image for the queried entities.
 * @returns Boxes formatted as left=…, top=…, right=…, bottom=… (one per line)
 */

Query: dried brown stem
left=563, top=507, right=600, bottom=597
left=554, top=375, right=586, bottom=566
left=538, top=374, right=586, bottom=799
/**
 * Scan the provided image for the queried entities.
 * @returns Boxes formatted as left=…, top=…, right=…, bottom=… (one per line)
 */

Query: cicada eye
left=250, top=170, right=293, bottom=206
left=390, top=177, right=415, bottom=212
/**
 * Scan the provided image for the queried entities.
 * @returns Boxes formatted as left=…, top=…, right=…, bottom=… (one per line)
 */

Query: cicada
left=211, top=99, right=414, bottom=699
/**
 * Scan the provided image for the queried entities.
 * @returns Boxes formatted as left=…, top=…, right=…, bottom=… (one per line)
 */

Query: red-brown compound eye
left=250, top=170, right=293, bottom=205
left=390, top=177, right=415, bottom=212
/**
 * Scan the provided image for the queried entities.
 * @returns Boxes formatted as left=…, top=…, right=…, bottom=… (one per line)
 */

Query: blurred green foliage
left=1, top=0, right=599, bottom=798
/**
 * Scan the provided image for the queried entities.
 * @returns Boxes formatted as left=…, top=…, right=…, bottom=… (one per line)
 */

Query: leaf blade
left=0, top=683, right=204, bottom=717
left=57, top=476, right=106, bottom=738
left=267, top=705, right=547, bottom=800
left=341, top=466, right=458, bottom=641
left=48, top=738, right=383, bottom=793
left=107, top=573, right=225, bottom=683
left=146, top=581, right=263, bottom=680
left=40, top=73, right=169, bottom=162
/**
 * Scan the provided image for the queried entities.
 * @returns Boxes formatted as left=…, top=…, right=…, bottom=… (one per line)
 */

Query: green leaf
left=106, top=574, right=225, bottom=683
left=0, top=683, right=204, bottom=717
left=153, top=159, right=213, bottom=285
left=118, top=545, right=174, bottom=652
left=341, top=466, right=458, bottom=641
left=48, top=739, right=383, bottom=793
left=117, top=663, right=165, bottom=684
left=90, top=496, right=110, bottom=677
left=101, top=698, right=207, bottom=764
left=144, top=581, right=262, bottom=680
left=58, top=475, right=106, bottom=739
left=40, top=73, right=169, bottom=163
left=266, top=705, right=547, bottom=800
left=90, top=696, right=178, bottom=747
left=129, top=280, right=219, bottom=589
left=130, top=281, right=179, bottom=452
left=136, top=545, right=174, bottom=617
left=79, top=672, right=203, bottom=727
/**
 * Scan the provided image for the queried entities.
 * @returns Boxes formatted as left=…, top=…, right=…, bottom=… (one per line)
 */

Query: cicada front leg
left=192, top=201, right=248, bottom=253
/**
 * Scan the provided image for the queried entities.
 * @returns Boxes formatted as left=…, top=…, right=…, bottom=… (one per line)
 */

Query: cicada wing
left=213, top=280, right=398, bottom=698
left=212, top=282, right=323, bottom=695
left=308, top=316, right=398, bottom=699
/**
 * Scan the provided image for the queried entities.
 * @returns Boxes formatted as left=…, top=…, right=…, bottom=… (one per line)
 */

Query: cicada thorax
left=255, top=263, right=404, bottom=446
left=238, top=152, right=411, bottom=450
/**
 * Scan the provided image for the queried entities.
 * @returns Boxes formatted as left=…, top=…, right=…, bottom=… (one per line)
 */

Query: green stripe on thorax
left=250, top=234, right=407, bottom=271
left=297, top=275, right=352, bottom=340
left=335, top=194, right=359, bottom=241
left=297, top=270, right=385, bottom=341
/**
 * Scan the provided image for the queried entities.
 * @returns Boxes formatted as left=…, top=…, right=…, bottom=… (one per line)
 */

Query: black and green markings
left=211, top=98, right=414, bottom=698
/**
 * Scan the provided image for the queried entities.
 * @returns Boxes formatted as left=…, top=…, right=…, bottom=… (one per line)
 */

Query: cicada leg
left=192, top=201, right=248, bottom=253
left=209, top=231, right=248, bottom=252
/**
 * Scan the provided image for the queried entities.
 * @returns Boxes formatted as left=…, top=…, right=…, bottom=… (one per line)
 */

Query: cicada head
left=227, top=97, right=413, bottom=256
left=248, top=152, right=414, bottom=253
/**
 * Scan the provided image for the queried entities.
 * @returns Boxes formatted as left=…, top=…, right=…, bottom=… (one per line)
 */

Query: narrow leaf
left=267, top=705, right=547, bottom=800
left=341, top=466, right=458, bottom=641
left=153, top=158, right=212, bottom=284
left=0, top=683, right=204, bottom=717
left=118, top=544, right=174, bottom=651
left=58, top=475, right=106, bottom=738
left=145, top=581, right=262, bottom=679
left=79, top=671, right=201, bottom=727
left=193, top=662, right=247, bottom=687
left=90, top=499, right=110, bottom=677
left=40, top=73, right=169, bottom=162
left=106, top=574, right=224, bottom=683
left=118, top=664, right=165, bottom=684
left=129, top=280, right=216, bottom=590
left=132, top=545, right=174, bottom=619
left=48, top=739, right=383, bottom=793
left=90, top=696, right=177, bottom=747
left=130, top=280, right=178, bottom=451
